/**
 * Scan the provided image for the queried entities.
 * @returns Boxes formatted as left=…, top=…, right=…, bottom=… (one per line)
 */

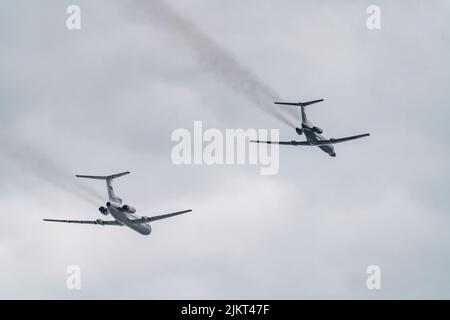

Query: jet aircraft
left=252, top=99, right=370, bottom=157
left=43, top=171, right=191, bottom=235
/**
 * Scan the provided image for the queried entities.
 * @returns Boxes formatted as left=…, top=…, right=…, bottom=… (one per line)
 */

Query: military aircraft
left=43, top=171, right=191, bottom=235
left=251, top=99, right=370, bottom=157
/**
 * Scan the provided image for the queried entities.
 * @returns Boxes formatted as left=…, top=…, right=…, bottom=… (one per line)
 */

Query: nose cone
left=330, top=152, right=336, bottom=157
left=141, top=224, right=152, bottom=236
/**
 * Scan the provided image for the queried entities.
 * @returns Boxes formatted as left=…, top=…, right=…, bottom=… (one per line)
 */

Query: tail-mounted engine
left=122, top=205, right=137, bottom=213
left=312, top=126, right=323, bottom=134
left=98, top=206, right=108, bottom=215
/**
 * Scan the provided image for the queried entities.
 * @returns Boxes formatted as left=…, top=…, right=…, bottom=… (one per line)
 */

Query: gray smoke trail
left=0, top=132, right=104, bottom=206
left=132, top=0, right=297, bottom=128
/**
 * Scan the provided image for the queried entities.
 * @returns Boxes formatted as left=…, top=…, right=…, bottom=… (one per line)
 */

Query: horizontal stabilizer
left=76, top=171, right=130, bottom=181
left=275, top=99, right=323, bottom=107
left=274, top=102, right=301, bottom=106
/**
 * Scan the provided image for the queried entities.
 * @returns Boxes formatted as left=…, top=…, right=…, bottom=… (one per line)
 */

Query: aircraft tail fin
left=75, top=171, right=130, bottom=204
left=275, top=99, right=323, bottom=123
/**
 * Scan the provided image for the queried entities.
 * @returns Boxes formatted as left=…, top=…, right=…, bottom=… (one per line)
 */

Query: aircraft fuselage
left=107, top=203, right=152, bottom=235
left=301, top=122, right=336, bottom=157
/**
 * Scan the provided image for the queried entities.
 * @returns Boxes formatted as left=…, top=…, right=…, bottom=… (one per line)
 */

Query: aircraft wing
left=250, top=140, right=311, bottom=146
left=132, top=209, right=192, bottom=224
left=43, top=219, right=122, bottom=226
left=319, top=133, right=370, bottom=145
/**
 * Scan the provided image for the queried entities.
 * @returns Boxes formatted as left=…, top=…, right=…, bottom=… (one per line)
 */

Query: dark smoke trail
left=132, top=0, right=297, bottom=128
left=0, top=132, right=104, bottom=206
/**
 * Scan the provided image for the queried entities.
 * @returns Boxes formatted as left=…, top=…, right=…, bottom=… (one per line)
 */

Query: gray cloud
left=0, top=130, right=104, bottom=206
left=130, top=0, right=297, bottom=128
left=0, top=0, right=449, bottom=299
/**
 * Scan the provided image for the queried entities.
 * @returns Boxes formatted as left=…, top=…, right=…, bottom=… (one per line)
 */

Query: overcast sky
left=0, top=0, right=449, bottom=299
